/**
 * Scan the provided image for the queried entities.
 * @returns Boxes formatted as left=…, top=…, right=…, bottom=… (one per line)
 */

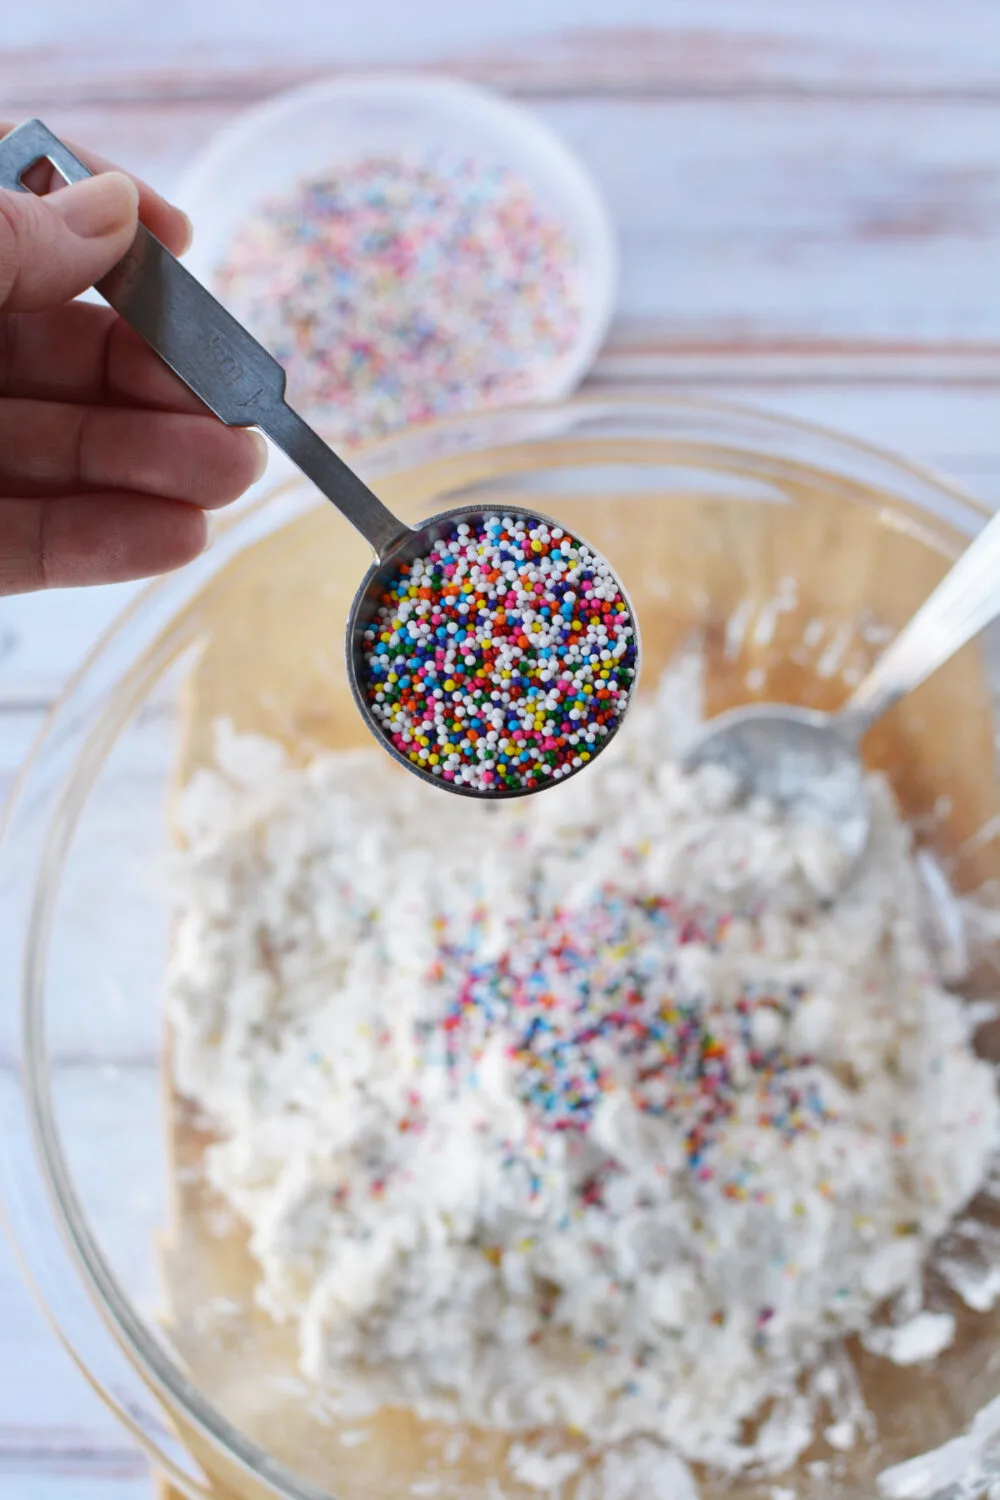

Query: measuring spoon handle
left=0, top=119, right=406, bottom=558
left=838, top=504, right=1000, bottom=738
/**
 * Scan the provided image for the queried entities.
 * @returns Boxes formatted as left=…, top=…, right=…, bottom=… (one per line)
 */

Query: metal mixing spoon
left=685, top=503, right=1000, bottom=864
left=0, top=120, right=639, bottom=799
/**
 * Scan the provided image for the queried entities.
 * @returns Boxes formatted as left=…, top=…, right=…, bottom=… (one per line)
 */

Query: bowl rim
left=1, top=389, right=995, bottom=1500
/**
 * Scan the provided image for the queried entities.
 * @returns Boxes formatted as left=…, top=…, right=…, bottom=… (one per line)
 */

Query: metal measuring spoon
left=685, top=504, right=1000, bottom=866
left=0, top=120, right=640, bottom=798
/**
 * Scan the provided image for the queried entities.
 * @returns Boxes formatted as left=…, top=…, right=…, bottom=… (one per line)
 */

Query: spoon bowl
left=685, top=476, right=1000, bottom=876
left=346, top=502, right=641, bottom=798
left=684, top=703, right=870, bottom=862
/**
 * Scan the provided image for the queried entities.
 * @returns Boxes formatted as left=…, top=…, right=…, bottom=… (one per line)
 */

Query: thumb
left=0, top=170, right=139, bottom=313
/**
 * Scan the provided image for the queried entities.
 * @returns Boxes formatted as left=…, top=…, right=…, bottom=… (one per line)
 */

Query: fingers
left=1, top=121, right=192, bottom=257
left=0, top=129, right=230, bottom=596
left=0, top=301, right=205, bottom=412
left=0, top=170, right=140, bottom=312
left=0, top=492, right=208, bottom=594
left=0, top=397, right=268, bottom=505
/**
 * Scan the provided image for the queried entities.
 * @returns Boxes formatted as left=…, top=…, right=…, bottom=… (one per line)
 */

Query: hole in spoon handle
left=260, top=403, right=410, bottom=560
left=0, top=118, right=92, bottom=190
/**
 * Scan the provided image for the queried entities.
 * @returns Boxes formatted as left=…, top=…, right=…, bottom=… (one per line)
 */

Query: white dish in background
left=174, top=73, right=618, bottom=405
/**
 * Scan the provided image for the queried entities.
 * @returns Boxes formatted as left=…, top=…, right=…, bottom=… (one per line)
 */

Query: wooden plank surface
left=1, top=3, right=999, bottom=1496
left=4, top=5, right=1000, bottom=374
left=3, top=94, right=998, bottom=368
left=6, top=1, right=1000, bottom=95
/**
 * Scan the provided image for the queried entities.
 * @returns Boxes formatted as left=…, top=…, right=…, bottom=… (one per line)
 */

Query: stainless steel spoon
left=685, top=503, right=1000, bottom=863
left=0, top=119, right=639, bottom=799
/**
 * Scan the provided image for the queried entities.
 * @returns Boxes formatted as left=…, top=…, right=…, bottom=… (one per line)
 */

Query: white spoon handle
left=838, top=505, right=1000, bottom=738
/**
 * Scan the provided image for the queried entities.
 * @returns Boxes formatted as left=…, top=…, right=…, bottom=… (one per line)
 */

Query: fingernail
left=248, top=431, right=270, bottom=483
left=177, top=209, right=194, bottom=256
left=51, top=171, right=139, bottom=239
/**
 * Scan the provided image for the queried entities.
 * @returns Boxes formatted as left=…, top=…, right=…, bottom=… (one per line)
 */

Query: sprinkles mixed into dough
left=167, top=659, right=999, bottom=1484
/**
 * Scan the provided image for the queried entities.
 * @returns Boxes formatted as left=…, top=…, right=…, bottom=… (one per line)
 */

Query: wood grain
left=6, top=2, right=1000, bottom=100
left=3, top=94, right=997, bottom=370
left=4, top=18, right=1000, bottom=376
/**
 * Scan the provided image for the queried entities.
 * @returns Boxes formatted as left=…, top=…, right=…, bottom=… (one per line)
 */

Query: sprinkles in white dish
left=213, top=155, right=583, bottom=441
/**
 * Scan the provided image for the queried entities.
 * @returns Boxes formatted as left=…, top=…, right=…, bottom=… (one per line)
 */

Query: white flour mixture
left=167, top=659, right=999, bottom=1484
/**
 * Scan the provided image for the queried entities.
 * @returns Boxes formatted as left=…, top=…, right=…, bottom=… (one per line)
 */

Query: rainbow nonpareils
left=214, top=156, right=582, bottom=441
left=361, top=514, right=637, bottom=792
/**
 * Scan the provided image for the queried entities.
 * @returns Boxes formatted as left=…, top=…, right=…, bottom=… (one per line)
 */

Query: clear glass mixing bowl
left=3, top=394, right=1000, bottom=1500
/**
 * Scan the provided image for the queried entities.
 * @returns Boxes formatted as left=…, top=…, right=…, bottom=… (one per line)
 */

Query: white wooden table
left=2, top=2, right=999, bottom=1494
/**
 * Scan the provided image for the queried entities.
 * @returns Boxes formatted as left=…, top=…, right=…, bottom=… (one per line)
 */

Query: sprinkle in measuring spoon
left=360, top=513, right=638, bottom=793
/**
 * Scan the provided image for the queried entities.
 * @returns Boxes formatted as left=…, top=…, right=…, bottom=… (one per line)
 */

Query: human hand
left=0, top=127, right=267, bottom=595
